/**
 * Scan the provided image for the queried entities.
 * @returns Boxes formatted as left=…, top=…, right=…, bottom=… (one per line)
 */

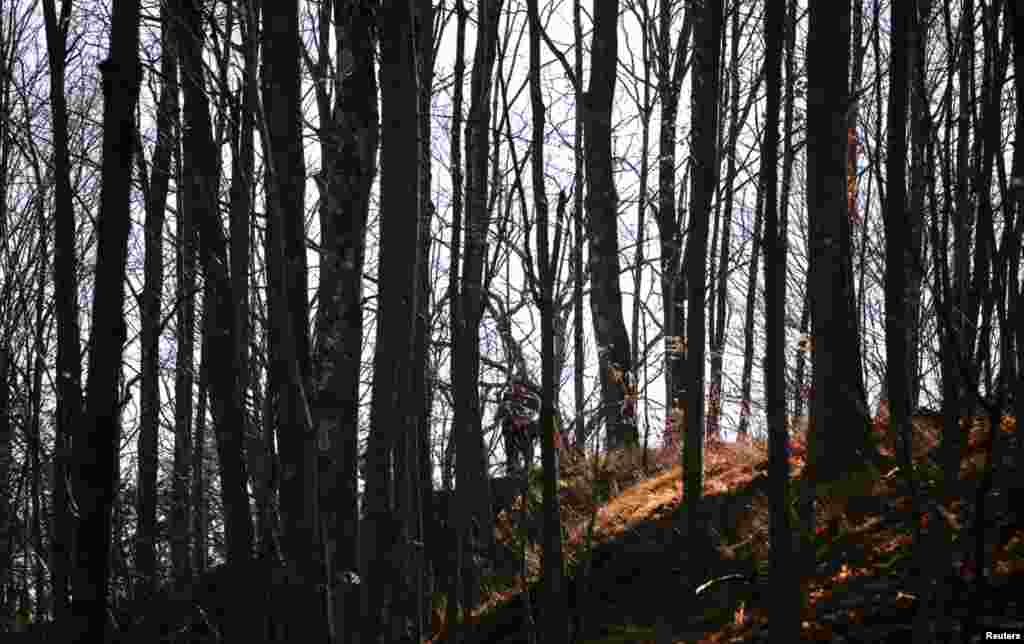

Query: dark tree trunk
left=228, top=0, right=255, bottom=562
left=762, top=0, right=800, bottom=635
left=654, top=2, right=692, bottom=442
left=572, top=0, right=586, bottom=452
left=72, top=1, right=141, bottom=638
left=178, top=0, right=253, bottom=608
left=451, top=0, right=501, bottom=632
left=906, top=0, right=932, bottom=409
left=0, top=348, right=9, bottom=613
left=310, top=1, right=378, bottom=640
left=365, top=1, right=421, bottom=641
left=586, top=0, right=634, bottom=450
left=737, top=168, right=764, bottom=442
left=261, top=1, right=322, bottom=639
left=445, top=4, right=468, bottom=628
left=527, top=1, right=567, bottom=641
left=684, top=0, right=722, bottom=580
left=42, top=0, right=80, bottom=622
left=708, top=2, right=744, bottom=443
left=412, top=4, right=436, bottom=640
left=134, top=0, right=176, bottom=603
left=172, top=57, right=194, bottom=592
left=806, top=0, right=875, bottom=500
left=1009, top=0, right=1024, bottom=472
left=192, top=311, right=209, bottom=577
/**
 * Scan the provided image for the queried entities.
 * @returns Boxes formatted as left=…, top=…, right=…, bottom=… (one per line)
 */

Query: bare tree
left=41, top=0, right=80, bottom=621
left=586, top=0, right=635, bottom=450
left=133, top=0, right=177, bottom=606
left=72, top=0, right=141, bottom=637
left=365, top=0, right=420, bottom=640
left=178, top=1, right=256, bottom=638
left=761, top=0, right=800, bottom=638
left=450, top=0, right=502, bottom=632
left=683, top=0, right=722, bottom=577
left=526, top=1, right=567, bottom=641
left=308, top=0, right=378, bottom=639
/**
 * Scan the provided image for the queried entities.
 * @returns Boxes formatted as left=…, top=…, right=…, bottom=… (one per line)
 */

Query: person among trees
left=497, top=375, right=543, bottom=475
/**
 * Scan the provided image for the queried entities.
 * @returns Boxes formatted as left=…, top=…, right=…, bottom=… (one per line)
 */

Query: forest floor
left=434, top=414, right=1024, bottom=643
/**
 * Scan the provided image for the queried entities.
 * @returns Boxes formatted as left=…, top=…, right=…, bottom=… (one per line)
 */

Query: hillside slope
left=437, top=416, right=1024, bottom=643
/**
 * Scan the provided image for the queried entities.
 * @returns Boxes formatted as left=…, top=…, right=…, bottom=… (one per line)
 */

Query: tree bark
left=41, top=0, right=80, bottom=622
left=72, top=1, right=141, bottom=637
left=366, top=1, right=421, bottom=640
left=451, top=0, right=502, bottom=631
left=762, top=0, right=800, bottom=638
left=527, top=1, right=568, bottom=641
left=653, top=1, right=692, bottom=438
left=311, top=1, right=378, bottom=640
left=683, top=0, right=722, bottom=580
left=586, top=0, right=635, bottom=450
left=134, top=0, right=177, bottom=603
left=412, top=4, right=436, bottom=640
left=178, top=0, right=253, bottom=606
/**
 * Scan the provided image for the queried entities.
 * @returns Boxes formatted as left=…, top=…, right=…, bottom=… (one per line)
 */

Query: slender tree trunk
left=72, top=1, right=141, bottom=637
left=683, top=0, right=722, bottom=580
left=179, top=0, right=253, bottom=569
left=366, top=1, right=420, bottom=640
left=229, top=0, right=254, bottom=562
left=708, top=2, right=742, bottom=442
left=451, top=0, right=501, bottom=632
left=1008, top=0, right=1024, bottom=472
left=173, top=71, right=194, bottom=592
left=586, top=0, right=634, bottom=450
left=135, top=0, right=176, bottom=603
left=311, top=1, right=378, bottom=640
left=192, top=312, right=209, bottom=576
left=779, top=0, right=800, bottom=422
left=29, top=260, right=46, bottom=618
left=412, top=4, right=436, bottom=640
left=572, top=0, right=586, bottom=452
left=736, top=173, right=763, bottom=441
left=527, top=1, right=567, bottom=640
left=42, top=0, right=80, bottom=623
left=906, top=0, right=932, bottom=409
left=0, top=348, right=9, bottom=614
left=762, top=0, right=800, bottom=636
left=444, top=1, right=468, bottom=632
left=261, top=1, right=323, bottom=638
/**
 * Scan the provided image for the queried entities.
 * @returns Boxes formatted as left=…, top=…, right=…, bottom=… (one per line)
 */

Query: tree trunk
left=311, top=1, right=378, bottom=641
left=412, top=4, right=436, bottom=640
left=684, top=0, right=722, bottom=580
left=261, top=1, right=322, bottom=639
left=172, top=67, right=194, bottom=592
left=229, top=0, right=255, bottom=564
left=366, top=1, right=421, bottom=640
left=444, top=0, right=468, bottom=631
left=134, top=0, right=176, bottom=603
left=586, top=0, right=634, bottom=450
left=736, top=171, right=763, bottom=441
left=178, top=6, right=255, bottom=641
left=42, top=0, right=80, bottom=623
left=527, top=1, right=567, bottom=641
left=451, top=0, right=502, bottom=632
left=72, top=1, right=141, bottom=637
left=806, top=0, right=876, bottom=522
left=762, top=0, right=800, bottom=638
left=0, top=348, right=9, bottom=615
left=572, top=0, right=587, bottom=453
left=708, top=2, right=744, bottom=443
